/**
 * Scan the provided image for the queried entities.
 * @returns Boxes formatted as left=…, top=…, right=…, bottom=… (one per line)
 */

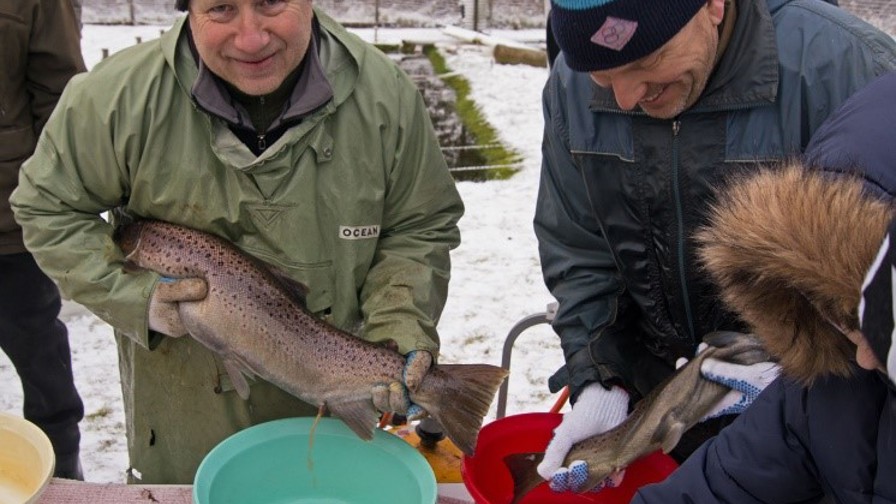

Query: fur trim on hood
left=696, top=162, right=894, bottom=384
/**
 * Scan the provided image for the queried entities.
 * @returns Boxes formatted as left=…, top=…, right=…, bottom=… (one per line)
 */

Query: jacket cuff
left=549, top=347, right=610, bottom=402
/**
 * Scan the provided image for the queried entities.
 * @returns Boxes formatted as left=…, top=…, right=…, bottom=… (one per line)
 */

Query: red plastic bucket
left=461, top=412, right=678, bottom=504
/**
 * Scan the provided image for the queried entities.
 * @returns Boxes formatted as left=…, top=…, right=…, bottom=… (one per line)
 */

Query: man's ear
left=707, top=0, right=726, bottom=26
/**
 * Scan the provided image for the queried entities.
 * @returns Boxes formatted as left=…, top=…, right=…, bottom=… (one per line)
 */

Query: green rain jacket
left=0, top=0, right=84, bottom=254
left=11, top=10, right=463, bottom=483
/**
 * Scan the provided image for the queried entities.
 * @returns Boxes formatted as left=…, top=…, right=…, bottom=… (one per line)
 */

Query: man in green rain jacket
left=10, top=0, right=464, bottom=484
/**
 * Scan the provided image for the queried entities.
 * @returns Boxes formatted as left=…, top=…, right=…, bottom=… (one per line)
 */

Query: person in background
left=70, top=0, right=82, bottom=31
left=534, top=0, right=896, bottom=493
left=632, top=69, right=896, bottom=504
left=0, top=0, right=86, bottom=480
left=11, top=0, right=464, bottom=484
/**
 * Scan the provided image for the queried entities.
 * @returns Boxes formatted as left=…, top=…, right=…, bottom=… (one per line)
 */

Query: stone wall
left=80, top=0, right=548, bottom=28
left=82, top=0, right=177, bottom=24
left=81, top=0, right=894, bottom=34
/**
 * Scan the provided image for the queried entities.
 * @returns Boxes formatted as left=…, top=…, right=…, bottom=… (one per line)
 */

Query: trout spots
left=114, top=220, right=507, bottom=457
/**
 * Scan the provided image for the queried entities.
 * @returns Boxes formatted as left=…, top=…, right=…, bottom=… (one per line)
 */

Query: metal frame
left=495, top=302, right=558, bottom=419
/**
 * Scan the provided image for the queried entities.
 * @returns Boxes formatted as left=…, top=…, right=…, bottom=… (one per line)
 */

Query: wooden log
left=442, top=24, right=531, bottom=50
left=493, top=44, right=547, bottom=68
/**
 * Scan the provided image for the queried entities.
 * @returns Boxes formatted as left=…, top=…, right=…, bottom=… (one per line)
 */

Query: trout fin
left=702, top=332, right=772, bottom=365
left=702, top=330, right=751, bottom=348
left=222, top=358, right=254, bottom=400
left=327, top=399, right=378, bottom=441
left=412, top=364, right=509, bottom=456
left=655, top=419, right=687, bottom=455
left=504, top=452, right=546, bottom=504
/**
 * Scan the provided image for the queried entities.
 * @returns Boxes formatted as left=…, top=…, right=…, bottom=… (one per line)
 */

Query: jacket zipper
left=671, top=119, right=696, bottom=341
left=255, top=95, right=268, bottom=152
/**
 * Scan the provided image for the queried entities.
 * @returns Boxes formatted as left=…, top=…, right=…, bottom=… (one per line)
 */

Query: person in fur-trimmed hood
left=631, top=71, right=896, bottom=504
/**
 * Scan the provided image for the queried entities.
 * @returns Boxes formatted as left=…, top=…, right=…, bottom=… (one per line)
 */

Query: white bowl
left=0, top=412, right=55, bottom=504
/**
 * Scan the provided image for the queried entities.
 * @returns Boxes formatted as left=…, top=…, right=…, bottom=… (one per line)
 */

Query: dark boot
left=54, top=451, right=84, bottom=480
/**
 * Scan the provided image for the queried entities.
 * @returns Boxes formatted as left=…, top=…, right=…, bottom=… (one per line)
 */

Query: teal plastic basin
left=193, top=417, right=436, bottom=504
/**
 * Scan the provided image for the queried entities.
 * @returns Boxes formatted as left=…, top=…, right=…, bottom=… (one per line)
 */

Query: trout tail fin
left=413, top=363, right=508, bottom=456
left=504, top=452, right=546, bottom=504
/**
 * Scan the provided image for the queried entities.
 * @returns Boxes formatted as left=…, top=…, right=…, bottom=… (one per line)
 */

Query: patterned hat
left=550, top=0, right=707, bottom=72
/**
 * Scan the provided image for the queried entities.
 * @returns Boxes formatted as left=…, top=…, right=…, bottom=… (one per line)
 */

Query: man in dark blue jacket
left=535, top=0, right=896, bottom=493
left=632, top=70, right=896, bottom=504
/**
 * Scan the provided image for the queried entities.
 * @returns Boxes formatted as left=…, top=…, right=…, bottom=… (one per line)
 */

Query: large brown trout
left=114, top=219, right=508, bottom=456
left=505, top=331, right=771, bottom=503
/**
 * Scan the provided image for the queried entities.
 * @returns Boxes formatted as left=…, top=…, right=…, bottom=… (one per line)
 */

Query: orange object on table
left=386, top=417, right=465, bottom=484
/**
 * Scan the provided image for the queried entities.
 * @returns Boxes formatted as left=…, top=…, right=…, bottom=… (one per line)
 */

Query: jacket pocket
left=569, top=112, right=636, bottom=162
left=0, top=124, right=35, bottom=164
left=0, top=9, right=26, bottom=119
left=0, top=9, right=25, bottom=24
left=241, top=248, right=335, bottom=317
left=282, top=261, right=335, bottom=316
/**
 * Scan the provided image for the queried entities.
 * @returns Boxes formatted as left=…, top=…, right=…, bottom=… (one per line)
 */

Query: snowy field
left=0, top=22, right=561, bottom=482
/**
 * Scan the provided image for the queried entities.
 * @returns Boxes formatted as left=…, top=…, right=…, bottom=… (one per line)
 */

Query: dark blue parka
left=633, top=371, right=895, bottom=504
left=535, top=0, right=896, bottom=412
left=631, top=70, right=896, bottom=504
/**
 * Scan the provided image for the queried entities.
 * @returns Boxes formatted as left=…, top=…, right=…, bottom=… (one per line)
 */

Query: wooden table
left=37, top=479, right=475, bottom=503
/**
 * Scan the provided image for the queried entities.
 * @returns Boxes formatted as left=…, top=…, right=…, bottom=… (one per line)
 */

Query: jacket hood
left=160, top=8, right=361, bottom=112
left=696, top=163, right=894, bottom=384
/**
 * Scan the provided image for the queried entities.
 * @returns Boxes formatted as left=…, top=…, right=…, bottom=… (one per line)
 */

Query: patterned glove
left=537, top=382, right=629, bottom=493
left=372, top=350, right=431, bottom=419
left=148, top=277, right=207, bottom=337
left=678, top=343, right=780, bottom=419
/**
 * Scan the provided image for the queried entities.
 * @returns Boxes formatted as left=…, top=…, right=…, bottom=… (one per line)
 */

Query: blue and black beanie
left=550, top=0, right=708, bottom=72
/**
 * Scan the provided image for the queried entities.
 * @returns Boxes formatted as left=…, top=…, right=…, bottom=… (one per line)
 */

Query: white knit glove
left=676, top=343, right=780, bottom=420
left=537, top=382, right=629, bottom=492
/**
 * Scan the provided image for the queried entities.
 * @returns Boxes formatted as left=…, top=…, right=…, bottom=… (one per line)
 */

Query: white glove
left=148, top=277, right=207, bottom=337
left=537, top=382, right=629, bottom=492
left=676, top=343, right=780, bottom=419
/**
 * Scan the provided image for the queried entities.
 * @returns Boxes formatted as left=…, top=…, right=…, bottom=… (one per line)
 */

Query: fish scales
left=114, top=219, right=508, bottom=456
left=131, top=220, right=403, bottom=391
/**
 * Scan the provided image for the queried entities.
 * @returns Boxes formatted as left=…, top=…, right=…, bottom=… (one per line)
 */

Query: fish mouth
left=113, top=219, right=147, bottom=258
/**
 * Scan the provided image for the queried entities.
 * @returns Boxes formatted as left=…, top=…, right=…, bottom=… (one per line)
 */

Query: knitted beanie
left=550, top=0, right=707, bottom=72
